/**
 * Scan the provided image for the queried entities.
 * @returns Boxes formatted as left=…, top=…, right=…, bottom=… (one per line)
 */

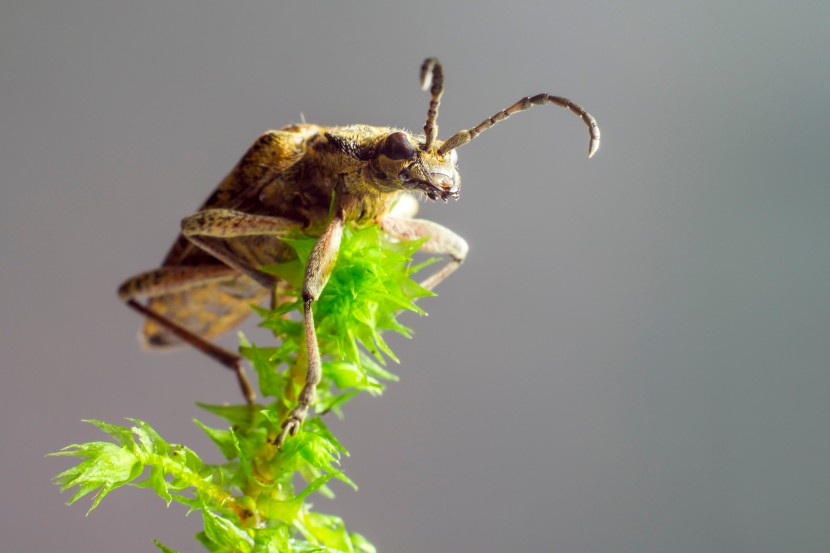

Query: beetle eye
left=380, top=132, right=416, bottom=161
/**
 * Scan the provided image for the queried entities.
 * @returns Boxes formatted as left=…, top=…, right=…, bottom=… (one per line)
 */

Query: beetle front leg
left=276, top=215, right=344, bottom=448
left=380, top=217, right=469, bottom=291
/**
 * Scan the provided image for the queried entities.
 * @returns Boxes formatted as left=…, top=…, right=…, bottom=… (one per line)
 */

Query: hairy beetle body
left=119, top=58, right=600, bottom=446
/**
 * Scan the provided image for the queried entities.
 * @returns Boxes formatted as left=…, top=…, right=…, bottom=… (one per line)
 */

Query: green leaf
left=302, top=512, right=355, bottom=553
left=305, top=419, right=347, bottom=457
left=193, top=419, right=238, bottom=461
left=202, top=508, right=253, bottom=553
left=170, top=443, right=203, bottom=473
left=51, top=441, right=143, bottom=513
left=349, top=532, right=377, bottom=553
left=153, top=539, right=181, bottom=553
left=300, top=472, right=343, bottom=499
left=239, top=334, right=285, bottom=398
left=196, top=403, right=257, bottom=428
left=261, top=259, right=304, bottom=289
left=287, top=540, right=327, bottom=553
left=84, top=419, right=136, bottom=448
left=260, top=471, right=342, bottom=519
left=358, top=351, right=399, bottom=382
left=324, top=362, right=383, bottom=392
left=229, top=427, right=253, bottom=479
left=195, top=531, right=221, bottom=552
left=129, top=418, right=169, bottom=456
left=253, top=526, right=292, bottom=553
left=147, top=465, right=172, bottom=504
left=259, top=494, right=304, bottom=523
left=315, top=389, right=362, bottom=417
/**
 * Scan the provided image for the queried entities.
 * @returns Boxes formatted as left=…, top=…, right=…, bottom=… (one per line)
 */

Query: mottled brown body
left=136, top=125, right=405, bottom=345
left=119, top=58, right=600, bottom=447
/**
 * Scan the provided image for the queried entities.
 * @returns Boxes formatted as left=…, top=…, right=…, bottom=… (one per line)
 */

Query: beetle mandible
left=118, top=58, right=601, bottom=446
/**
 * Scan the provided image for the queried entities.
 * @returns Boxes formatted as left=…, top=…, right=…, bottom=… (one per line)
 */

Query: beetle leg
left=380, top=216, right=469, bottom=291
left=118, top=266, right=258, bottom=403
left=180, top=207, right=344, bottom=446
left=181, top=209, right=304, bottom=288
left=276, top=214, right=344, bottom=448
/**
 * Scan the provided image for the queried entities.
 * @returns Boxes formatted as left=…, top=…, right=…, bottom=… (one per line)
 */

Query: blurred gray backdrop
left=2, top=1, right=829, bottom=552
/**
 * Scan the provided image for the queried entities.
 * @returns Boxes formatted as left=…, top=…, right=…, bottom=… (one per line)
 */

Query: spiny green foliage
left=52, top=224, right=434, bottom=553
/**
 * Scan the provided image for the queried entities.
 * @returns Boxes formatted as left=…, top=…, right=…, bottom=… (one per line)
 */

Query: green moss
left=52, top=224, right=434, bottom=553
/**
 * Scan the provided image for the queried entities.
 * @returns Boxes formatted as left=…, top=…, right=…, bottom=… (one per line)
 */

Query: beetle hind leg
left=118, top=266, right=261, bottom=404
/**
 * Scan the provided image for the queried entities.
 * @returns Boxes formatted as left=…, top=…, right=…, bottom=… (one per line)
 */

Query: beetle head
left=325, top=128, right=461, bottom=201
left=376, top=56, right=599, bottom=202
left=329, top=57, right=600, bottom=202
left=374, top=131, right=460, bottom=201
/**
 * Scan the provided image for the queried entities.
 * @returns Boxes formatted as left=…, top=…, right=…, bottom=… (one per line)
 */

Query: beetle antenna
left=419, top=58, right=444, bottom=151
left=438, top=93, right=601, bottom=158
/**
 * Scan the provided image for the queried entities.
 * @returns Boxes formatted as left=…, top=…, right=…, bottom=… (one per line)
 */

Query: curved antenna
left=438, top=93, right=601, bottom=158
left=419, top=58, right=444, bottom=151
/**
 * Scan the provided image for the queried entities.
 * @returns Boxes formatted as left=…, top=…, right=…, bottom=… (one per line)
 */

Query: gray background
left=2, top=1, right=829, bottom=552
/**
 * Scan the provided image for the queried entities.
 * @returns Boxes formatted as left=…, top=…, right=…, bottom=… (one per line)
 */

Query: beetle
left=118, top=58, right=600, bottom=446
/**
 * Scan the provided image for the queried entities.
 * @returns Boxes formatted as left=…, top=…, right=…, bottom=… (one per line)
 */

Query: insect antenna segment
left=418, top=57, right=599, bottom=159
left=438, top=93, right=601, bottom=158
left=419, top=57, right=444, bottom=151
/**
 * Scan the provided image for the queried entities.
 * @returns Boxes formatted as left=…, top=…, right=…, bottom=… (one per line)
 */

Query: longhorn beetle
left=119, top=58, right=600, bottom=447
